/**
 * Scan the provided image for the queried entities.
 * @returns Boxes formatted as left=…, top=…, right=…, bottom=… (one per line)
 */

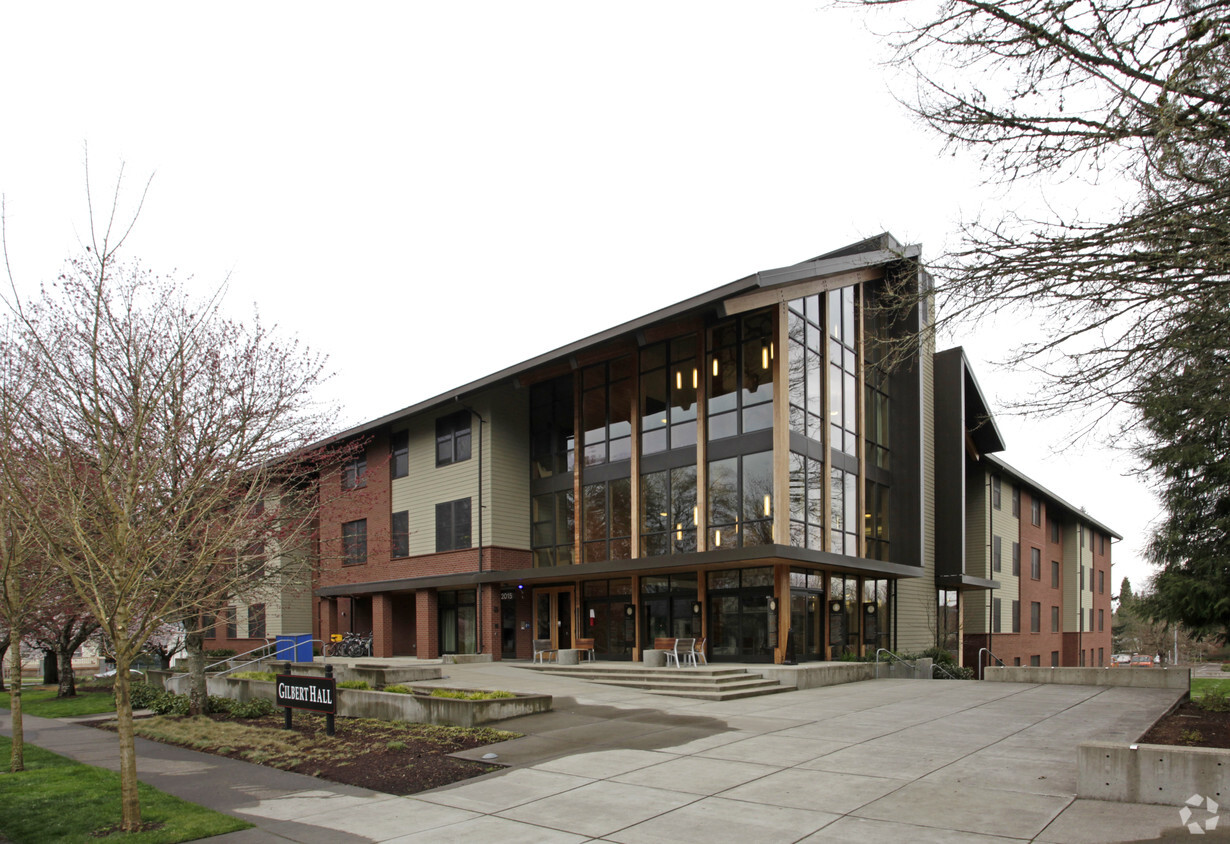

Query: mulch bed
left=96, top=713, right=512, bottom=796
left=1140, top=701, right=1230, bottom=749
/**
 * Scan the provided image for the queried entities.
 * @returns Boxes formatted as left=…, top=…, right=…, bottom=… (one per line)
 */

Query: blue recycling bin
left=275, top=634, right=313, bottom=663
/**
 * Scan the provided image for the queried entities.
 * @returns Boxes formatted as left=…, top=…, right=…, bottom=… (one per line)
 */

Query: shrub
left=382, top=684, right=411, bottom=695
left=229, top=671, right=275, bottom=682
left=148, top=690, right=191, bottom=716
left=229, top=697, right=275, bottom=718
left=337, top=680, right=371, bottom=690
left=1221, top=663, right=1230, bottom=673
left=429, top=688, right=515, bottom=700
left=203, top=649, right=237, bottom=660
left=1197, top=688, right=1230, bottom=712
left=126, top=683, right=164, bottom=709
left=1180, top=728, right=1205, bottom=745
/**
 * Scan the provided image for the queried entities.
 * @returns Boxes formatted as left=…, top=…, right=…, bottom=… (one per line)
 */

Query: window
left=1030, top=602, right=1041, bottom=633
left=532, top=489, right=574, bottom=567
left=1099, top=533, right=1106, bottom=554
left=343, top=519, right=367, bottom=565
left=789, top=451, right=825, bottom=551
left=342, top=457, right=367, bottom=490
left=1089, top=608, right=1095, bottom=631
left=1051, top=651, right=1060, bottom=667
left=222, top=607, right=237, bottom=639
left=1014, top=657, right=1021, bottom=666
left=708, top=310, right=775, bottom=442
left=1098, top=569, right=1105, bottom=594
left=582, top=477, right=632, bottom=562
left=248, top=604, right=266, bottom=639
left=1051, top=605, right=1059, bottom=632
left=1012, top=542, right=1020, bottom=576
left=992, top=536, right=1002, bottom=572
left=1031, top=547, right=1041, bottom=580
left=1031, top=497, right=1041, bottom=526
left=1049, top=519, right=1059, bottom=543
left=992, top=475, right=1002, bottom=509
left=436, top=498, right=471, bottom=552
left=1011, top=485, right=1019, bottom=517
left=1099, top=647, right=1104, bottom=666
left=1080, top=566, right=1085, bottom=590
left=1098, top=608, right=1104, bottom=632
left=1031, top=655, right=1040, bottom=667
left=1079, top=524, right=1085, bottom=547
left=643, top=466, right=698, bottom=556
left=1012, top=599, right=1020, bottom=633
left=993, top=597, right=1002, bottom=633
left=391, top=430, right=409, bottom=479
left=392, top=510, right=409, bottom=558
left=640, top=340, right=695, bottom=455
left=708, top=451, right=773, bottom=550
left=584, top=355, right=633, bottom=464
left=1051, top=560, right=1060, bottom=588
left=436, top=411, right=472, bottom=466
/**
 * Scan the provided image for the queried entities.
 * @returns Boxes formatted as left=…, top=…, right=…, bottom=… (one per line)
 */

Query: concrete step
left=522, top=664, right=790, bottom=701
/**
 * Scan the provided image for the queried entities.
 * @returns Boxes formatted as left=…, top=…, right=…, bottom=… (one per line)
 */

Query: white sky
left=0, top=1, right=1157, bottom=590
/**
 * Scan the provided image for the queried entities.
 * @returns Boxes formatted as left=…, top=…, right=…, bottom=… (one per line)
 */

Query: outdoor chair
left=532, top=638, right=558, bottom=664
left=692, top=637, right=708, bottom=665
left=666, top=637, right=697, bottom=668
left=574, top=637, right=596, bottom=662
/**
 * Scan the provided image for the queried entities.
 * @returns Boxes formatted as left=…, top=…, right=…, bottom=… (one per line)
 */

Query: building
left=296, top=234, right=1113, bottom=667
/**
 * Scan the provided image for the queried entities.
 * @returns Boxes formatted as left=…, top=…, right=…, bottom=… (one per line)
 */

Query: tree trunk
left=8, top=641, right=23, bottom=772
left=184, top=615, right=208, bottom=716
left=112, top=652, right=142, bottom=831
left=42, top=650, right=58, bottom=685
left=0, top=640, right=7, bottom=692
left=56, top=646, right=76, bottom=698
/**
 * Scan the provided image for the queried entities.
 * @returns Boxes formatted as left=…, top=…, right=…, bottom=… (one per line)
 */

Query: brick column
left=318, top=598, right=339, bottom=651
left=415, top=590, right=438, bottom=659
left=479, top=584, right=501, bottom=659
left=372, top=593, right=394, bottom=658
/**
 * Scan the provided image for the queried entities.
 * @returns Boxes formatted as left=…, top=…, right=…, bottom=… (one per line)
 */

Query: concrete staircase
left=523, top=663, right=788, bottom=701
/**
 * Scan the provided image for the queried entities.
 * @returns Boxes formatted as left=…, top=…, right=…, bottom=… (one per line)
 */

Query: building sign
left=276, top=674, right=337, bottom=714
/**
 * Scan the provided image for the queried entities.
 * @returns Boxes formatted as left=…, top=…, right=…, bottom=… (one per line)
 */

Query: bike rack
left=978, top=647, right=1006, bottom=681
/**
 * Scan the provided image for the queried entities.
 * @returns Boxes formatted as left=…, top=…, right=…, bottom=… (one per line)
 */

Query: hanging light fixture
left=763, top=494, right=772, bottom=517
left=712, top=357, right=719, bottom=377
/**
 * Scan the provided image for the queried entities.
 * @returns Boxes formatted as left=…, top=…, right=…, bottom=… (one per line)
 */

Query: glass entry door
left=789, top=589, right=824, bottom=662
left=534, top=587, right=574, bottom=650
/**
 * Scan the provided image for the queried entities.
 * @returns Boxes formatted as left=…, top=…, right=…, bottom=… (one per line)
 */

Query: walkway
left=0, top=664, right=1204, bottom=842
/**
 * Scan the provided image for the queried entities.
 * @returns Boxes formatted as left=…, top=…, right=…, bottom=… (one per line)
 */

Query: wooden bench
left=574, top=637, right=596, bottom=662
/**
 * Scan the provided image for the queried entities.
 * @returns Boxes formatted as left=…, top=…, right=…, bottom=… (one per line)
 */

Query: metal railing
left=171, top=637, right=329, bottom=679
left=875, top=648, right=961, bottom=680
left=978, top=647, right=1006, bottom=681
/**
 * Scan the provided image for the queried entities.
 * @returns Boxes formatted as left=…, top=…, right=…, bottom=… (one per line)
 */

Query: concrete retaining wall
left=1078, top=741, right=1230, bottom=805
left=758, top=659, right=933, bottom=689
left=984, top=666, right=1190, bottom=689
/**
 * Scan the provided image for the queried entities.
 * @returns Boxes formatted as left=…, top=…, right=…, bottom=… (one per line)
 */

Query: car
left=1112, top=653, right=1131, bottom=666
left=92, top=668, right=145, bottom=679
left=1129, top=654, right=1154, bottom=668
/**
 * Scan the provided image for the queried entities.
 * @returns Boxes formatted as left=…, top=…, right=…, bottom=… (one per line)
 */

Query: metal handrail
left=171, top=637, right=328, bottom=679
left=978, top=647, right=1006, bottom=681
left=876, top=648, right=961, bottom=680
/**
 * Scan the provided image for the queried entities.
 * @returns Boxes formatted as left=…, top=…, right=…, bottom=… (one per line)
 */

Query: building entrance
left=707, top=567, right=775, bottom=662
left=534, top=586, right=574, bottom=650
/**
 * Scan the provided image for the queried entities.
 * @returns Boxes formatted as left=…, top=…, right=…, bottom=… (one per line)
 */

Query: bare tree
left=0, top=169, right=344, bottom=830
left=26, top=588, right=99, bottom=698
left=845, top=0, right=1230, bottom=428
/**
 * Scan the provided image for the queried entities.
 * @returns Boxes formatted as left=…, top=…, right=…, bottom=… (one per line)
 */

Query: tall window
left=787, top=294, right=825, bottom=440
left=436, top=499, right=471, bottom=552
left=709, top=311, right=774, bottom=441
left=991, top=475, right=1002, bottom=509
left=863, top=285, right=891, bottom=471
left=248, top=604, right=266, bottom=639
left=1031, top=547, right=1041, bottom=580
left=789, top=452, right=824, bottom=550
left=993, top=597, right=1002, bottom=633
left=1031, top=497, right=1041, bottom=526
left=582, top=478, right=632, bottom=562
left=830, top=466, right=858, bottom=555
left=343, top=519, right=367, bottom=565
left=392, top=510, right=409, bottom=558
left=532, top=490, right=574, bottom=566
left=582, top=356, right=633, bottom=466
left=438, top=590, right=476, bottom=654
left=1051, top=605, right=1059, bottom=632
left=992, top=536, right=1002, bottom=572
left=436, top=411, right=472, bottom=466
left=1012, top=542, right=1020, bottom=576
left=222, top=607, right=237, bottom=639
left=708, top=451, right=773, bottom=549
left=1011, top=486, right=1020, bottom=517
left=342, top=457, right=367, bottom=490
left=530, top=376, right=574, bottom=479
left=1030, top=602, right=1040, bottom=633
left=829, top=286, right=859, bottom=457
left=1049, top=518, right=1060, bottom=543
left=391, top=430, right=409, bottom=479
left=641, top=339, right=697, bottom=454
left=864, top=479, right=890, bottom=562
left=1051, top=560, right=1060, bottom=588
left=641, top=466, right=697, bottom=556
left=1011, top=599, right=1020, bottom=633
left=1099, top=569, right=1105, bottom=594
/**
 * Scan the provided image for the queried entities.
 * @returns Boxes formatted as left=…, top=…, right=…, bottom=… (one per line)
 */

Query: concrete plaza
left=1, top=664, right=1212, bottom=842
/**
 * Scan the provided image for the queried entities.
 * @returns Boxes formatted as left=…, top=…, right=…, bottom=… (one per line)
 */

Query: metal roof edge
left=983, top=453, right=1122, bottom=540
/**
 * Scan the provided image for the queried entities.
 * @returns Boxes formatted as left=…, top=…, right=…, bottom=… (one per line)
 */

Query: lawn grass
left=0, top=736, right=251, bottom=843
left=0, top=685, right=117, bottom=718
left=1192, top=678, right=1230, bottom=700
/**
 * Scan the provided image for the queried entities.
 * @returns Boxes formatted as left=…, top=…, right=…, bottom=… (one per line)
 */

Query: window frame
left=436, top=498, right=472, bottom=553
left=391, top=430, right=409, bottom=479
left=1031, top=497, right=1041, bottom=526
left=248, top=603, right=266, bottom=639
left=1030, top=547, right=1041, bottom=580
left=1030, top=601, right=1041, bottom=633
left=343, top=519, right=368, bottom=566
left=436, top=411, right=473, bottom=467
left=342, top=457, right=367, bottom=490
left=392, top=510, right=410, bottom=558
left=991, top=475, right=1002, bottom=510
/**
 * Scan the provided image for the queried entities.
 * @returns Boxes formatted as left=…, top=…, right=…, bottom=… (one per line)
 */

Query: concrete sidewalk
left=0, top=666, right=1212, bottom=842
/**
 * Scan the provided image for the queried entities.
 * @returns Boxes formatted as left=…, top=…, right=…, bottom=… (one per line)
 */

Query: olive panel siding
left=896, top=313, right=937, bottom=653
left=390, top=411, right=480, bottom=559
left=991, top=482, right=1020, bottom=606
left=486, top=384, right=531, bottom=550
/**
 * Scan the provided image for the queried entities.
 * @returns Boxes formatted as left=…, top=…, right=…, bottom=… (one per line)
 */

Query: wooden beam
left=722, top=267, right=883, bottom=317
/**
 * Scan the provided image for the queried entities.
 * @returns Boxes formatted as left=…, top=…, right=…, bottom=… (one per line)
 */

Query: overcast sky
left=0, top=1, right=1156, bottom=590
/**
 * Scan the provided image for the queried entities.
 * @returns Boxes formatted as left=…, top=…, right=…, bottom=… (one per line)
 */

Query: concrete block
left=557, top=649, right=581, bottom=666
left=1079, top=741, right=1230, bottom=805
left=984, top=666, right=1190, bottom=689
left=642, top=649, right=666, bottom=668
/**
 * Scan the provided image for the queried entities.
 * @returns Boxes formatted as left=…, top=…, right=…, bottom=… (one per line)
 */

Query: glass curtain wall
left=709, top=312, right=774, bottom=441
left=641, top=574, right=699, bottom=643
left=640, top=334, right=700, bottom=558
left=582, top=579, right=634, bottom=659
left=707, top=567, right=775, bottom=662
left=531, top=376, right=576, bottom=566
left=708, top=451, right=773, bottom=549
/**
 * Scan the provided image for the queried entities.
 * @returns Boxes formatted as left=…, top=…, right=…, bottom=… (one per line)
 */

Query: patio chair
left=574, top=637, right=596, bottom=662
left=666, top=637, right=697, bottom=668
left=532, top=638, right=558, bottom=664
left=692, top=637, right=708, bottom=665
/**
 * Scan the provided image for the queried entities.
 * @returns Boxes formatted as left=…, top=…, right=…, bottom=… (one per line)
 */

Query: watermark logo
left=1180, top=794, right=1220, bottom=835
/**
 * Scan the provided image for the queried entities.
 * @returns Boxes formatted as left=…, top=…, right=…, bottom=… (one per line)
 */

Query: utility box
left=275, top=634, right=313, bottom=663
